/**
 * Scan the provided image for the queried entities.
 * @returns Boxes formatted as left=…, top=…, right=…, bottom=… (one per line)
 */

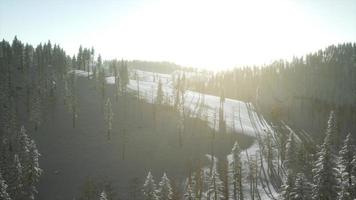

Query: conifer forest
left=1, top=0, right=356, bottom=199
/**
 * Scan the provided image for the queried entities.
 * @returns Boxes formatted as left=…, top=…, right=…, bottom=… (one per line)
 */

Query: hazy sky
left=1, top=0, right=356, bottom=70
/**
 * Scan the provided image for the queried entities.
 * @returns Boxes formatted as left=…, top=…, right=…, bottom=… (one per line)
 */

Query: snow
left=106, top=70, right=266, bottom=137
left=91, top=69, right=279, bottom=199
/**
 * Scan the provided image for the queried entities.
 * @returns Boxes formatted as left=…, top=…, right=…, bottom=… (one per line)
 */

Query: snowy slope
left=69, top=69, right=277, bottom=199
left=106, top=70, right=265, bottom=137
left=105, top=69, right=279, bottom=199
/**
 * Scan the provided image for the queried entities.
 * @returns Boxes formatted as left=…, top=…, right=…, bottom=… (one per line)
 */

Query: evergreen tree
left=265, top=131, right=274, bottom=175
left=218, top=89, right=226, bottom=133
left=16, top=126, right=31, bottom=161
left=77, top=46, right=83, bottom=69
left=351, top=155, right=356, bottom=197
left=207, top=167, right=224, bottom=200
left=119, top=60, right=129, bottom=94
left=156, top=79, right=164, bottom=105
left=142, top=171, right=158, bottom=200
left=173, top=75, right=181, bottom=110
left=95, top=54, right=102, bottom=78
left=135, top=71, right=140, bottom=101
left=157, top=173, right=173, bottom=200
left=290, top=173, right=312, bottom=200
left=184, top=182, right=195, bottom=200
left=104, top=98, right=114, bottom=140
left=231, top=141, right=243, bottom=200
left=325, top=111, right=340, bottom=150
left=284, top=131, right=297, bottom=172
left=338, top=133, right=355, bottom=200
left=279, top=169, right=294, bottom=200
left=1, top=126, right=43, bottom=200
left=66, top=72, right=78, bottom=128
left=0, top=172, right=11, bottom=200
left=29, top=88, right=42, bottom=130
left=23, top=139, right=42, bottom=199
left=98, top=68, right=106, bottom=100
left=99, top=190, right=108, bottom=200
left=312, top=123, right=340, bottom=200
left=189, top=172, right=200, bottom=199
left=8, top=154, right=24, bottom=199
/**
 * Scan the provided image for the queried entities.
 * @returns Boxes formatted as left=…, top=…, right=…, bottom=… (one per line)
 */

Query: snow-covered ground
left=105, top=69, right=279, bottom=199
left=72, top=69, right=278, bottom=199
left=107, top=70, right=266, bottom=137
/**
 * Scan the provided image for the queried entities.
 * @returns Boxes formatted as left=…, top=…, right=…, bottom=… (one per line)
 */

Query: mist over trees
left=186, top=43, right=356, bottom=136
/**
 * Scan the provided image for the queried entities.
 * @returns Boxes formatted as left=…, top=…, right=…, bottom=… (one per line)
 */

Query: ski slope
left=106, top=70, right=267, bottom=137
left=105, top=69, right=279, bottom=199
left=72, top=69, right=278, bottom=199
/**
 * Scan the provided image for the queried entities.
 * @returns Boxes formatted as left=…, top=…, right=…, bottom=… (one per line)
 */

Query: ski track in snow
left=77, top=69, right=278, bottom=199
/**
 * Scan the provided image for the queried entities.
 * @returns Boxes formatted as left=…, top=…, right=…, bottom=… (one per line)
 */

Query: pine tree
left=184, top=182, right=195, bottom=200
left=0, top=172, right=11, bottom=200
left=98, top=68, right=106, bottom=100
left=157, top=173, right=173, bottom=200
left=67, top=72, right=78, bottom=128
left=218, top=89, right=226, bottom=133
left=95, top=54, right=102, bottom=78
left=135, top=71, right=140, bottom=101
left=284, top=131, right=297, bottom=172
left=119, top=60, right=129, bottom=94
left=104, top=98, right=114, bottom=140
left=29, top=88, right=42, bottom=130
left=279, top=169, right=294, bottom=200
left=189, top=172, right=200, bottom=199
left=325, top=111, right=339, bottom=150
left=265, top=131, right=274, bottom=176
left=338, top=133, right=355, bottom=200
left=312, top=125, right=340, bottom=200
left=16, top=126, right=31, bottom=161
left=173, top=75, right=180, bottom=110
left=207, top=167, right=224, bottom=200
left=231, top=141, right=243, bottom=200
left=8, top=154, right=24, bottom=199
left=23, top=139, right=42, bottom=199
left=351, top=155, right=356, bottom=198
left=290, top=173, right=312, bottom=200
left=142, top=171, right=158, bottom=200
left=156, top=79, right=164, bottom=105
left=99, top=190, right=108, bottom=200
left=77, top=46, right=83, bottom=70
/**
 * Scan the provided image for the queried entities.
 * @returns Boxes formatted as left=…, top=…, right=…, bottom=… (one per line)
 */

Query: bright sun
left=93, top=0, right=336, bottom=70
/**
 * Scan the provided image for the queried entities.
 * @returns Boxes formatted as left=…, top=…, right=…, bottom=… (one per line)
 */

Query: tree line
left=186, top=43, right=356, bottom=135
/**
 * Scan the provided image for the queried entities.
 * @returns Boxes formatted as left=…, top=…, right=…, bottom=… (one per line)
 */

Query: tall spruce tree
left=284, top=131, right=297, bottom=172
left=325, top=111, right=340, bottom=151
left=231, top=141, right=243, bottom=200
left=143, top=171, right=158, bottom=200
left=290, top=173, right=312, bottom=200
left=338, top=133, right=355, bottom=200
left=157, top=173, right=173, bottom=200
left=207, top=167, right=224, bottom=200
left=312, top=115, right=340, bottom=200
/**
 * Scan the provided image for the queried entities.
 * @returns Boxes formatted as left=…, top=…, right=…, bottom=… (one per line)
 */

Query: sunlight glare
left=95, top=0, right=334, bottom=70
